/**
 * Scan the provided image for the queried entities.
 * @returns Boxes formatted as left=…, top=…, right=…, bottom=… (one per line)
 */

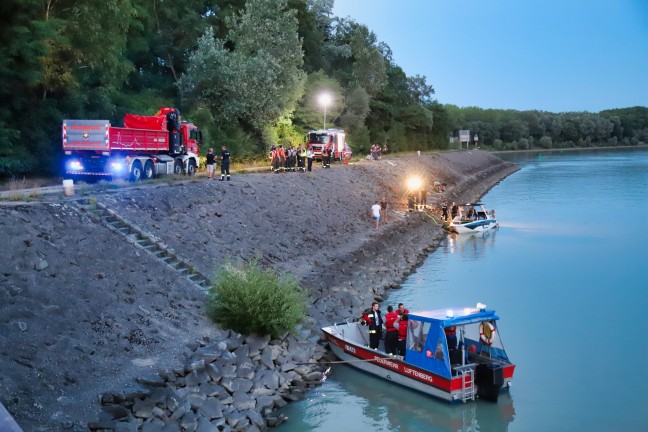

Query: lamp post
left=318, top=93, right=332, bottom=130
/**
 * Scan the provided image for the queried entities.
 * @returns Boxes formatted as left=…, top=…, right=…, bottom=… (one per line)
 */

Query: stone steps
left=69, top=199, right=211, bottom=291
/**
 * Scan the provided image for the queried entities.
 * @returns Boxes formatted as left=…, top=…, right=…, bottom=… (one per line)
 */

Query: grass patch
left=206, top=260, right=307, bottom=337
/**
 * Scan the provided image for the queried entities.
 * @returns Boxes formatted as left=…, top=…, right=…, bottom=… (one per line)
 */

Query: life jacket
left=385, top=312, right=399, bottom=332
left=398, top=319, right=408, bottom=340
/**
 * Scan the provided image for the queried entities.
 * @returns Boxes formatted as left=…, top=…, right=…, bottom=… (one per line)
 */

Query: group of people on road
left=205, top=146, right=231, bottom=181
left=270, top=145, right=312, bottom=173
left=361, top=302, right=410, bottom=357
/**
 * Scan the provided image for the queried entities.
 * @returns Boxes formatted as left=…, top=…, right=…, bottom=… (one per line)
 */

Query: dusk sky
left=333, top=0, right=648, bottom=113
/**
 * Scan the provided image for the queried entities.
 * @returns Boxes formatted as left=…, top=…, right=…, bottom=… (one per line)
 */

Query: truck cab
left=306, top=129, right=352, bottom=161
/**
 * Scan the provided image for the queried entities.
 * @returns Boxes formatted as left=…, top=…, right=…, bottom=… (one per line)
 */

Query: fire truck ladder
left=69, top=199, right=211, bottom=291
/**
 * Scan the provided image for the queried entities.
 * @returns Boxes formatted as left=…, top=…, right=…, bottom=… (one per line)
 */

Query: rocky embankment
left=0, top=150, right=518, bottom=431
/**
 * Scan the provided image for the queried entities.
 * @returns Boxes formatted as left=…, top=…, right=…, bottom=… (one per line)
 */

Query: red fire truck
left=62, top=107, right=202, bottom=181
left=305, top=129, right=352, bottom=161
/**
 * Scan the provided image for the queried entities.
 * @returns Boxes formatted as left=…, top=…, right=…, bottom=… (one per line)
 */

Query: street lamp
left=318, top=93, right=332, bottom=130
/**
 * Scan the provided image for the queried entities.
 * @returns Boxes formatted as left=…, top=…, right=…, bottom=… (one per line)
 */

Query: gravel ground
left=0, top=150, right=518, bottom=431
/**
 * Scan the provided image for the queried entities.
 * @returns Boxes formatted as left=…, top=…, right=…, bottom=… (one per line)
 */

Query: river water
left=279, top=149, right=648, bottom=432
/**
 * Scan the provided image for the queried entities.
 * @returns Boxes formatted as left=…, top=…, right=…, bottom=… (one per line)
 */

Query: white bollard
left=63, top=179, right=74, bottom=197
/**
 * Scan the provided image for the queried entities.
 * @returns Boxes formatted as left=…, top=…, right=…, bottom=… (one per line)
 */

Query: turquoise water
left=280, top=149, right=648, bottom=431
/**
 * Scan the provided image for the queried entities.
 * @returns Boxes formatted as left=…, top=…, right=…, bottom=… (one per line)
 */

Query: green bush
left=206, top=261, right=308, bottom=337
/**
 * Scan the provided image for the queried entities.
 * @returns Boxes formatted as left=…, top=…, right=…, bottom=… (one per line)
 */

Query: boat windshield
left=308, top=133, right=330, bottom=144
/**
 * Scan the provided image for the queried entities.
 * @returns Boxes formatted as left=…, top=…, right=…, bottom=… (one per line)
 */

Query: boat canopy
left=403, top=307, right=504, bottom=378
left=409, top=307, right=499, bottom=328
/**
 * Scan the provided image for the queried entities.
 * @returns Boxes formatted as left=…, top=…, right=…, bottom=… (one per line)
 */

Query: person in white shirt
left=371, top=200, right=382, bottom=228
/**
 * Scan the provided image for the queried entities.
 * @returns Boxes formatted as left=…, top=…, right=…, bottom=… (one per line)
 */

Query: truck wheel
left=130, top=162, right=143, bottom=182
left=173, top=160, right=184, bottom=175
left=143, top=161, right=154, bottom=180
left=187, top=160, right=196, bottom=176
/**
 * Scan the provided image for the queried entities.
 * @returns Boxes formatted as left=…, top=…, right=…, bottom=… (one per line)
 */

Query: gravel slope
left=0, top=150, right=518, bottom=430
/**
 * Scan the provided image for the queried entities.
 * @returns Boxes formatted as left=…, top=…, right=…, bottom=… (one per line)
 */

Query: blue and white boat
left=448, top=203, right=498, bottom=234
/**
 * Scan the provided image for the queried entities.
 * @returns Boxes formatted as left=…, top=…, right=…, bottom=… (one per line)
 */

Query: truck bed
left=63, top=120, right=170, bottom=153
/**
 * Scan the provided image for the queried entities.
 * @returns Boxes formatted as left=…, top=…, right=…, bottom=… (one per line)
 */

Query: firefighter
left=322, top=145, right=331, bottom=168
left=361, top=302, right=383, bottom=349
left=287, top=146, right=296, bottom=171
left=278, top=146, right=286, bottom=172
left=384, top=305, right=399, bottom=355
left=297, top=146, right=306, bottom=172
left=219, top=145, right=231, bottom=181
left=270, top=146, right=280, bottom=172
left=396, top=313, right=409, bottom=357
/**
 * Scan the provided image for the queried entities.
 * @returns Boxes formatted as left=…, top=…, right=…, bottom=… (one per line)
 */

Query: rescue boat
left=322, top=304, right=515, bottom=403
left=448, top=203, right=498, bottom=234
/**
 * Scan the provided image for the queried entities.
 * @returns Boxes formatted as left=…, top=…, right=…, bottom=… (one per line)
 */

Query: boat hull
left=449, top=218, right=498, bottom=234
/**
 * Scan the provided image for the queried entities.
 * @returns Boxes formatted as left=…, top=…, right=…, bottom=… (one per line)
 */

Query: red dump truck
left=306, top=129, right=352, bottom=161
left=62, top=107, right=202, bottom=181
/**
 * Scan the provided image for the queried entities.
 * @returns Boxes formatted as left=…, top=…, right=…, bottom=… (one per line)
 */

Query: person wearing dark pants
left=220, top=145, right=231, bottom=181
left=384, top=305, right=399, bottom=355
left=396, top=313, right=409, bottom=357
left=364, top=302, right=383, bottom=349
left=307, top=147, right=314, bottom=172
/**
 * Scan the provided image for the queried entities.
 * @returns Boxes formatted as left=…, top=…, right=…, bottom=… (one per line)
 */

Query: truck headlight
left=69, top=161, right=83, bottom=171
left=110, top=162, right=123, bottom=171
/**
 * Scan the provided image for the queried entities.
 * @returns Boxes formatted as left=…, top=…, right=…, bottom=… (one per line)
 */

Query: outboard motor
left=475, top=363, right=504, bottom=402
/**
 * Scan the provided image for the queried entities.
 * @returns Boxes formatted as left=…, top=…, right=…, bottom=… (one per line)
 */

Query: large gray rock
left=219, top=364, right=238, bottom=378
left=198, top=398, right=224, bottom=419
left=255, top=395, right=274, bottom=410
left=245, top=409, right=265, bottom=428
left=205, top=363, right=221, bottom=383
left=232, top=392, right=256, bottom=411
left=236, top=366, right=255, bottom=380
left=199, top=383, right=225, bottom=398
left=179, top=410, right=197, bottom=432
left=226, top=410, right=247, bottom=428
left=232, top=377, right=254, bottom=393
left=256, top=370, right=279, bottom=390
left=245, top=335, right=270, bottom=356
left=196, top=416, right=219, bottom=432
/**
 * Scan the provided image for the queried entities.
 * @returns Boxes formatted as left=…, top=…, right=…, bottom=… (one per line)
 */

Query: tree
left=182, top=0, right=306, bottom=143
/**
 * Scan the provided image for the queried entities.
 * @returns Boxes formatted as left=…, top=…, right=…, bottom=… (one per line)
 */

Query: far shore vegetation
left=1, top=0, right=646, bottom=180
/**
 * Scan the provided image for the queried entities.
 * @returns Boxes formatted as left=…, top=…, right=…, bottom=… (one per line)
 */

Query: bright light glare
left=110, top=162, right=123, bottom=171
left=407, top=177, right=422, bottom=190
left=70, top=161, right=83, bottom=170
left=318, top=93, right=332, bottom=107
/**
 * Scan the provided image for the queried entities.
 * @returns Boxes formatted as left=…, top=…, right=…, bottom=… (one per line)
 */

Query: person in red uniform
left=397, top=303, right=409, bottom=317
left=384, top=305, right=399, bottom=355
left=396, top=313, right=409, bottom=357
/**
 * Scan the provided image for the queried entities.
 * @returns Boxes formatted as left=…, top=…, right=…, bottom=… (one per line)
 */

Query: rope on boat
left=296, top=356, right=403, bottom=366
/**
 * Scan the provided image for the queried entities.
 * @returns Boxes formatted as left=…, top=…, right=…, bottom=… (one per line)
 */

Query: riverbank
left=0, top=150, right=518, bottom=431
